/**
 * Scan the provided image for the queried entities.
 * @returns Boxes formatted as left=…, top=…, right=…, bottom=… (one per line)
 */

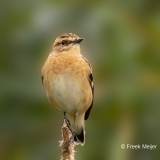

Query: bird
left=41, top=33, right=94, bottom=146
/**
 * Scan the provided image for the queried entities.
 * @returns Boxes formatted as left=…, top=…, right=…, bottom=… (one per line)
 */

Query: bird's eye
left=61, top=40, right=66, bottom=45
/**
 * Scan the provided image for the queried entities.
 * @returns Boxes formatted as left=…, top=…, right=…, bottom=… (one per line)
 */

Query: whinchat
left=42, top=33, right=94, bottom=146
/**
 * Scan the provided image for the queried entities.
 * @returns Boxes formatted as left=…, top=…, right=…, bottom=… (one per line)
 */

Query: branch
left=60, top=119, right=75, bottom=160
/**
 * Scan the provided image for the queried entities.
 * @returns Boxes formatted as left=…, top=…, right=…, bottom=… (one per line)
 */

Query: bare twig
left=60, top=119, right=75, bottom=160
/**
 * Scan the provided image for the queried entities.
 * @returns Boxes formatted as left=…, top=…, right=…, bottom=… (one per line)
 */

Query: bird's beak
left=74, top=38, right=84, bottom=44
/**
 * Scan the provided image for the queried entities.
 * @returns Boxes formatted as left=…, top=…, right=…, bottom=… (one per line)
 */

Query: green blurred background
left=0, top=0, right=160, bottom=160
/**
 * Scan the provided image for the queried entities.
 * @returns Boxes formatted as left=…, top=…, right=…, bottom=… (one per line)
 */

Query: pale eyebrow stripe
left=60, top=35, right=69, bottom=38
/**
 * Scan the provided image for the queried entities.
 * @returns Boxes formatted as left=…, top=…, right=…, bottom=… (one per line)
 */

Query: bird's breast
left=48, top=74, right=84, bottom=113
left=43, top=55, right=92, bottom=114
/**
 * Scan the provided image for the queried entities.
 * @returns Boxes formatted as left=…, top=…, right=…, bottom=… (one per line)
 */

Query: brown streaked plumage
left=42, top=33, right=94, bottom=145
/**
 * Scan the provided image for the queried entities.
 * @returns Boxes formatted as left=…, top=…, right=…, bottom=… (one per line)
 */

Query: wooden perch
left=60, top=119, right=75, bottom=160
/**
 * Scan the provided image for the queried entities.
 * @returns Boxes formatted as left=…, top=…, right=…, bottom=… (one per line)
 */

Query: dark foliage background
left=0, top=0, right=160, bottom=160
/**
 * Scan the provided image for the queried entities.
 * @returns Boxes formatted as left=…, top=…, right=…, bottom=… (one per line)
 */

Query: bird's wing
left=41, top=75, right=44, bottom=85
left=82, top=56, right=94, bottom=120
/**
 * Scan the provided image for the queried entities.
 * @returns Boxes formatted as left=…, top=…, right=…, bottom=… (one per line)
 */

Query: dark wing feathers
left=85, top=80, right=94, bottom=120
left=82, top=56, right=94, bottom=120
left=41, top=75, right=44, bottom=85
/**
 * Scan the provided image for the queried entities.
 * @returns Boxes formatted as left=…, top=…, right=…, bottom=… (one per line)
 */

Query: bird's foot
left=63, top=117, right=70, bottom=127
left=70, top=131, right=76, bottom=143
left=63, top=117, right=76, bottom=143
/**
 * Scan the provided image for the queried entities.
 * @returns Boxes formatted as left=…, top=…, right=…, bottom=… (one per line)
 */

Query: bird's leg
left=70, top=112, right=78, bottom=142
left=73, top=112, right=77, bottom=132
left=63, top=112, right=70, bottom=127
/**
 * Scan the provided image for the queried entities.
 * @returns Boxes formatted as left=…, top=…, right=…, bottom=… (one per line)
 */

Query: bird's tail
left=67, top=113, right=85, bottom=146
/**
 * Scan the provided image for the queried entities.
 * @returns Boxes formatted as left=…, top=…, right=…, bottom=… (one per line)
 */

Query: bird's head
left=51, top=33, right=84, bottom=55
